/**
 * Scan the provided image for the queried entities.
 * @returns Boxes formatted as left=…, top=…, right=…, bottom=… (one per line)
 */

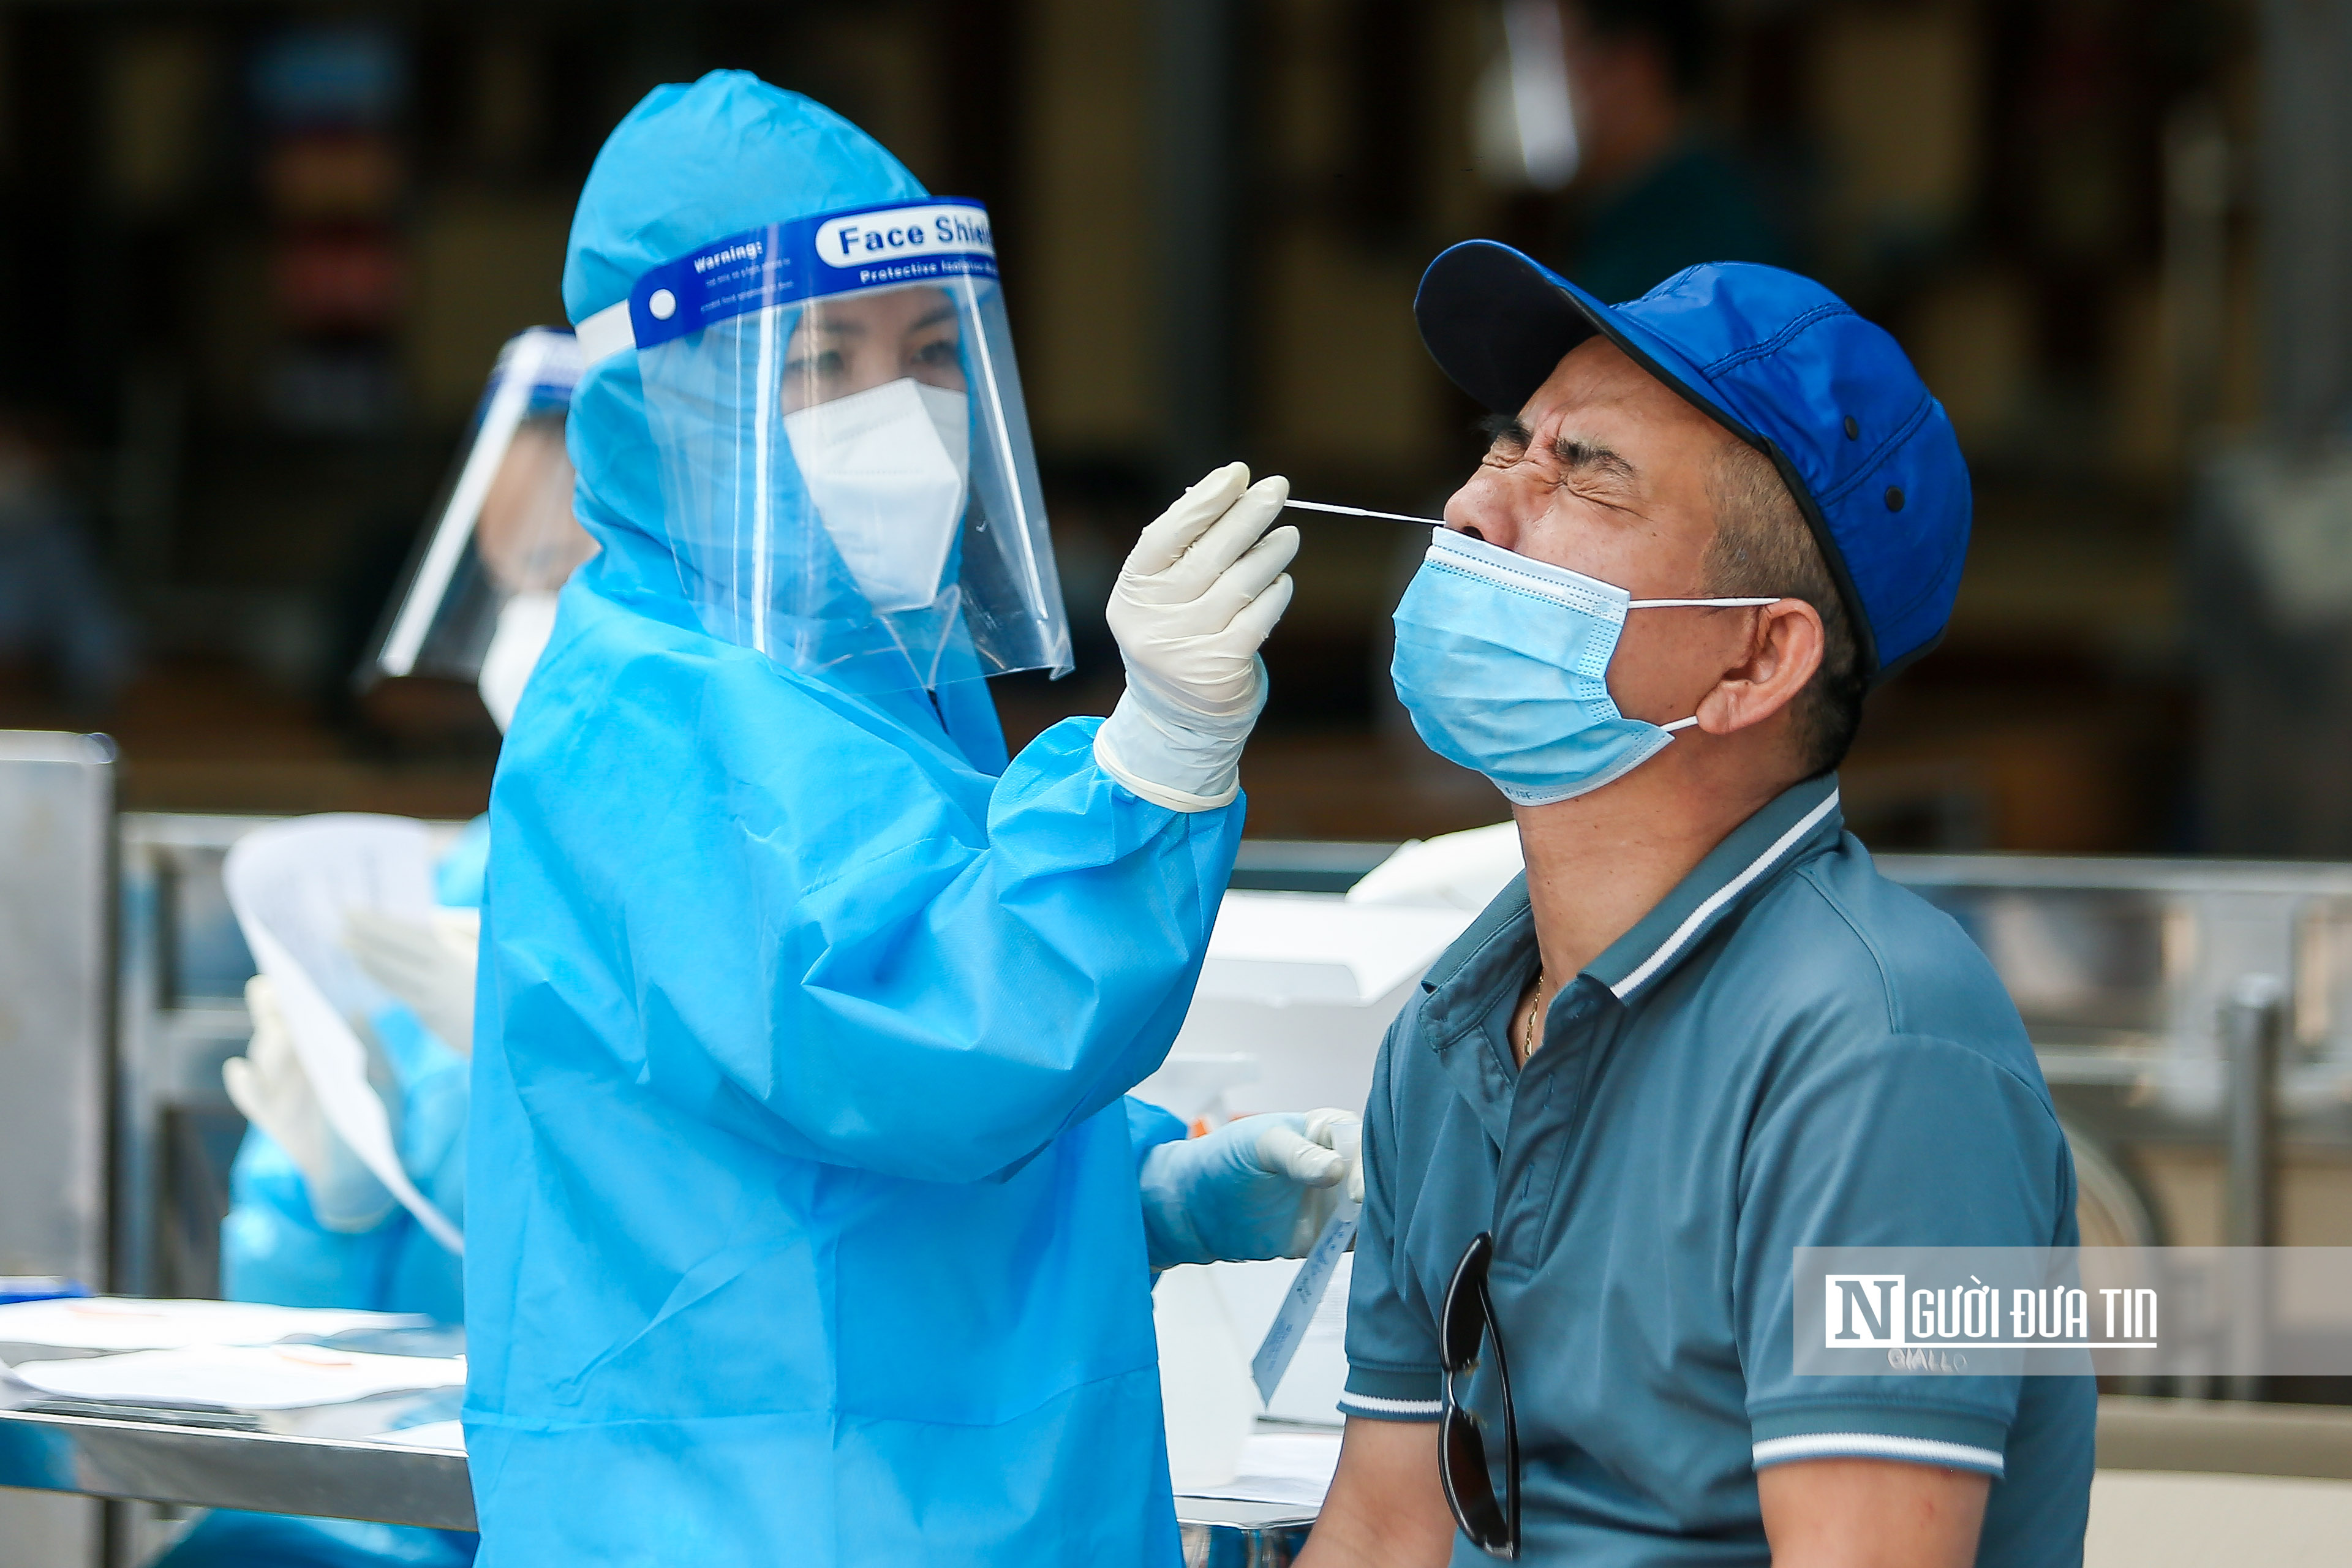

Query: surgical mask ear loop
left=1624, top=596, right=1781, bottom=609
left=1629, top=596, right=1777, bottom=742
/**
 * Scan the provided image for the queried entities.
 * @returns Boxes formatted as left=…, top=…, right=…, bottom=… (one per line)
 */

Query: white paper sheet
left=1251, top=1203, right=1358, bottom=1402
left=1178, top=1431, right=1343, bottom=1508
left=10, top=1344, right=464, bottom=1411
left=0, top=1298, right=425, bottom=1355
left=223, top=815, right=462, bottom=1253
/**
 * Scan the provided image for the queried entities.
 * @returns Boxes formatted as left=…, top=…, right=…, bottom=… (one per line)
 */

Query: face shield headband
left=575, top=197, right=1072, bottom=695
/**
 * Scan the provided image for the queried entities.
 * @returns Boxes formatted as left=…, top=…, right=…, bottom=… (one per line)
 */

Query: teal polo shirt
left=1341, top=774, right=2095, bottom=1566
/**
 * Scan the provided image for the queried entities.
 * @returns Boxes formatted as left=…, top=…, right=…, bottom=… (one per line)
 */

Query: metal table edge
left=0, top=1408, right=475, bottom=1530
left=0, top=1409, right=1324, bottom=1548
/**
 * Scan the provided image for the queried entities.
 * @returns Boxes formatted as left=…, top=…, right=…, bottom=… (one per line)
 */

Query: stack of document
left=0, top=1297, right=458, bottom=1439
left=8, top=1344, right=464, bottom=1411
left=0, top=1297, right=425, bottom=1355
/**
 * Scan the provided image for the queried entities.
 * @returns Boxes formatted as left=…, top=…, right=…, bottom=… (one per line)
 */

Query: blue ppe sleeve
left=219, top=1127, right=462, bottom=1324
left=221, top=1131, right=396, bottom=1310
left=1125, top=1095, right=1188, bottom=1169
left=485, top=579, right=1244, bottom=1186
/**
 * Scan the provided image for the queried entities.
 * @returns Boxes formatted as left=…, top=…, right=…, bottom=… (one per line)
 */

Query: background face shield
left=625, top=199, right=1069, bottom=693
left=366, top=328, right=595, bottom=696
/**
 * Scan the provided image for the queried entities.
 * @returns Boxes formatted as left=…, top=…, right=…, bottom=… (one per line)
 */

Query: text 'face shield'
left=623, top=199, right=1069, bottom=692
left=367, top=327, right=596, bottom=725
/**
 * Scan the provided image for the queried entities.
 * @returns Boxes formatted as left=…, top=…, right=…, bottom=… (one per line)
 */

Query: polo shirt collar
left=1584, top=772, right=1844, bottom=1003
left=1418, top=773, right=1846, bottom=1049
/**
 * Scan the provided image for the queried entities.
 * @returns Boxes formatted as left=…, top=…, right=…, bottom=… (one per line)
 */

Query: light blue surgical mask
left=1390, top=527, right=1775, bottom=807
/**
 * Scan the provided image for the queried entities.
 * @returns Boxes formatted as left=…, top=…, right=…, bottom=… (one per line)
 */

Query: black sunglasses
left=1440, top=1231, right=1520, bottom=1558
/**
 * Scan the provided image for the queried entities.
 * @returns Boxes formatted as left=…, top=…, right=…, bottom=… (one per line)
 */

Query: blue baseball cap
left=1414, top=243, right=1970, bottom=682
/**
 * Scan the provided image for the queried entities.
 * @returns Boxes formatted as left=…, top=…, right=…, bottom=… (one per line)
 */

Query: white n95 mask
left=783, top=377, right=971, bottom=614
left=477, top=589, right=560, bottom=732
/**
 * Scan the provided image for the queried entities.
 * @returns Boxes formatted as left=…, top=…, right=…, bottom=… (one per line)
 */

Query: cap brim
left=1415, top=241, right=1765, bottom=445
left=1412, top=241, right=1883, bottom=681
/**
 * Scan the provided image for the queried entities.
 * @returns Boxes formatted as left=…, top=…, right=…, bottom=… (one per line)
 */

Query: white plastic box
left=1136, top=891, right=1480, bottom=1121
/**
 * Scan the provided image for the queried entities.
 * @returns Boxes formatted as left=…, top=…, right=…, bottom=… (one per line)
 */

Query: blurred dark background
left=0, top=0, right=2320, bottom=851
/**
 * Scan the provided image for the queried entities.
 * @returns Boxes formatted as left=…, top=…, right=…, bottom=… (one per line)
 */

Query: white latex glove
left=1139, top=1107, right=1363, bottom=1268
left=1108, top=463, right=1299, bottom=717
left=222, top=976, right=396, bottom=1232
left=343, top=907, right=480, bottom=1056
left=1095, top=464, right=1299, bottom=810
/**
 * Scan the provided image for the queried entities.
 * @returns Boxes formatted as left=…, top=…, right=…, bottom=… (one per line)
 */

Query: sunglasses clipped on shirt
left=1441, top=1231, right=1520, bottom=1558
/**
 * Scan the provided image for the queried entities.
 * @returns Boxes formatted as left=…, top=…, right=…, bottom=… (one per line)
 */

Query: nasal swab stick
left=1282, top=499, right=1447, bottom=526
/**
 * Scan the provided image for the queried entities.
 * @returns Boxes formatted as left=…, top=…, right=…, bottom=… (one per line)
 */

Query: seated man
left=1300, top=250, right=2092, bottom=1567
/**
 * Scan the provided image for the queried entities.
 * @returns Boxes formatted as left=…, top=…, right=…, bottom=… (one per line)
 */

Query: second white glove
left=343, top=907, right=480, bottom=1057
left=221, top=976, right=396, bottom=1234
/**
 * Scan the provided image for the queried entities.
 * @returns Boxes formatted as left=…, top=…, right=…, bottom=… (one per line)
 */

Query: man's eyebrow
left=910, top=302, right=957, bottom=332
left=1477, top=415, right=1637, bottom=486
left=1478, top=413, right=1531, bottom=450
left=1550, top=435, right=1637, bottom=487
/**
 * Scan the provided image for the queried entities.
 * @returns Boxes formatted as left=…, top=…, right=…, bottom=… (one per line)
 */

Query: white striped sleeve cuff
left=1336, top=1391, right=1445, bottom=1420
left=1751, top=1431, right=2005, bottom=1477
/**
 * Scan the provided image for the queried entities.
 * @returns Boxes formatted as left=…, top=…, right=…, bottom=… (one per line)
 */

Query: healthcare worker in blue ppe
left=464, top=71, right=1359, bottom=1567
left=159, top=333, right=591, bottom=1568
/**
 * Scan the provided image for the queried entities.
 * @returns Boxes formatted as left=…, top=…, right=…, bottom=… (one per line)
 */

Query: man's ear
left=1693, top=600, right=1823, bottom=736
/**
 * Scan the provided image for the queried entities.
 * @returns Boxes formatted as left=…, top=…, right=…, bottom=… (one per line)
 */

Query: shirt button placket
left=1494, top=976, right=1607, bottom=1260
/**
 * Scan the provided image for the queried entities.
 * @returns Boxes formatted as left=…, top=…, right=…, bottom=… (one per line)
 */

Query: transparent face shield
left=586, top=198, right=1069, bottom=693
left=366, top=328, right=597, bottom=726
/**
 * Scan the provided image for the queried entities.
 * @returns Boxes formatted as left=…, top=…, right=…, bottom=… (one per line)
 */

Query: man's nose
left=1442, top=463, right=1531, bottom=549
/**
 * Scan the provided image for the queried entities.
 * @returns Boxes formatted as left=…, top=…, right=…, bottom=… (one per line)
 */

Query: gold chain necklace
left=1523, top=967, right=1547, bottom=1061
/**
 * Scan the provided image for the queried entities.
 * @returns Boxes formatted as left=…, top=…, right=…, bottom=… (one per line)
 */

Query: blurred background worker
left=1542, top=0, right=1790, bottom=302
left=464, top=72, right=1354, bottom=1568
left=153, top=331, right=590, bottom=1568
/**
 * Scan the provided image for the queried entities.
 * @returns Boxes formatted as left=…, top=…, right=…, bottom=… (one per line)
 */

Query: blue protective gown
left=460, top=74, right=1228, bottom=1566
